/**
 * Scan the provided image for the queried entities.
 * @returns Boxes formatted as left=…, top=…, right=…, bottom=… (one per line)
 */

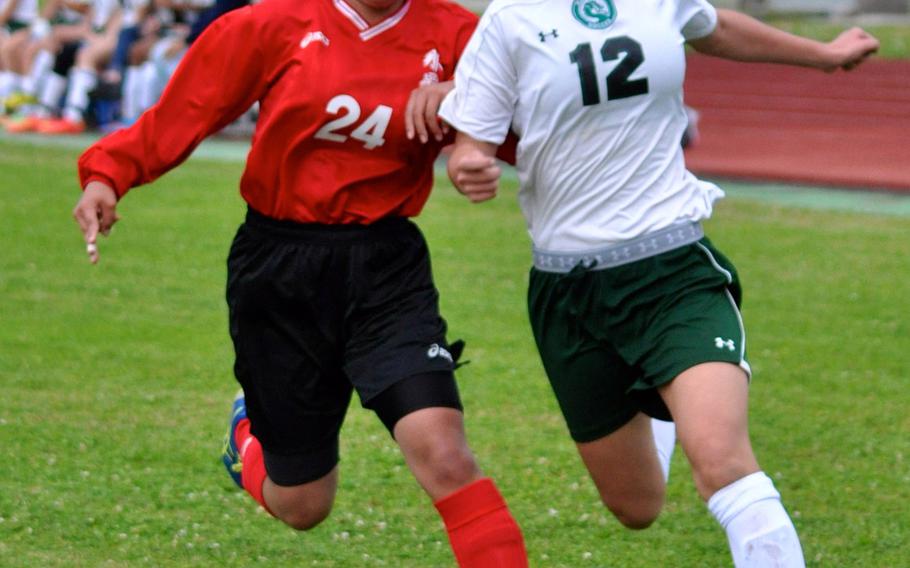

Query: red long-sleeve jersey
left=78, top=0, right=478, bottom=224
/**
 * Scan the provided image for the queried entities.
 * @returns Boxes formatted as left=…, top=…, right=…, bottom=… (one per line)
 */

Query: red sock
left=434, top=478, right=528, bottom=568
left=235, top=419, right=272, bottom=514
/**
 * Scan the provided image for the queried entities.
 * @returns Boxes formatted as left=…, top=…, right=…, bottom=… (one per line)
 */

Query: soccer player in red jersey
left=71, top=0, right=528, bottom=565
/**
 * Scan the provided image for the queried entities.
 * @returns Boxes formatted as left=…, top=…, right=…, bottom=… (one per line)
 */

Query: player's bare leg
left=576, top=412, right=667, bottom=529
left=660, top=362, right=805, bottom=567
left=394, top=407, right=482, bottom=499
left=395, top=407, right=528, bottom=567
left=658, top=362, right=758, bottom=497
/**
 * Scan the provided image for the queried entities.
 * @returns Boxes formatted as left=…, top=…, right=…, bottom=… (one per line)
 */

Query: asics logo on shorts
left=714, top=337, right=736, bottom=351
left=427, top=343, right=453, bottom=363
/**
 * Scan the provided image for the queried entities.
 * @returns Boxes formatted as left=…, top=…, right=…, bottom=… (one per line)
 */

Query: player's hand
left=73, top=181, right=119, bottom=264
left=405, top=81, right=453, bottom=143
left=822, top=28, right=879, bottom=72
left=448, top=149, right=501, bottom=203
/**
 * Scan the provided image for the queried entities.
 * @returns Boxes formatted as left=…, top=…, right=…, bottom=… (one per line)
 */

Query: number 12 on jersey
left=569, top=36, right=649, bottom=106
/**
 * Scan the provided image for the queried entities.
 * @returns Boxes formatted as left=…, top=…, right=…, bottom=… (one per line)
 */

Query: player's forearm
left=447, top=132, right=502, bottom=202
left=448, top=133, right=498, bottom=173
left=689, top=9, right=833, bottom=70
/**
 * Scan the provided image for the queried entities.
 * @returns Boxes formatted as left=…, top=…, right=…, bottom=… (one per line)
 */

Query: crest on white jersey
left=419, top=48, right=443, bottom=86
left=571, top=0, right=616, bottom=30
left=300, top=31, right=331, bottom=49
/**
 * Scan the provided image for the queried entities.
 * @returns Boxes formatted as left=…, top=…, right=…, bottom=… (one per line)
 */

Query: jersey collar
left=332, top=0, right=411, bottom=41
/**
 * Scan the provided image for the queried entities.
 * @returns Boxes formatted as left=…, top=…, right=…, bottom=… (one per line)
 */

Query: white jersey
left=2, top=0, right=39, bottom=22
left=440, top=0, right=724, bottom=252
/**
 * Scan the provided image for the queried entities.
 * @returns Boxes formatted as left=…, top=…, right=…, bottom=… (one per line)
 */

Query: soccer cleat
left=221, top=390, right=247, bottom=488
left=5, top=115, right=41, bottom=133
left=2, top=92, right=37, bottom=114
left=36, top=118, right=86, bottom=135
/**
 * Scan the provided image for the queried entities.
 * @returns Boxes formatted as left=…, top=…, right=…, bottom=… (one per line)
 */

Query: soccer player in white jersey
left=439, top=1, right=878, bottom=566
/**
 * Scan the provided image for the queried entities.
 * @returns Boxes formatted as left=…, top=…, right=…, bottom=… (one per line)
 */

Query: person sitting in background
left=36, top=0, right=124, bottom=134
left=5, top=0, right=121, bottom=133
left=0, top=0, right=39, bottom=111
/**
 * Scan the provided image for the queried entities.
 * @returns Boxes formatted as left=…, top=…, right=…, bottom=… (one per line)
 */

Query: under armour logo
left=715, top=337, right=736, bottom=351
left=539, top=29, right=558, bottom=42
left=300, top=31, right=330, bottom=49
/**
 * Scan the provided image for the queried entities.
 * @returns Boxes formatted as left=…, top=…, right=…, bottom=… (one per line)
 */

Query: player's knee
left=689, top=449, right=756, bottom=499
left=603, top=496, right=662, bottom=530
left=277, top=500, right=334, bottom=531
left=419, top=443, right=480, bottom=489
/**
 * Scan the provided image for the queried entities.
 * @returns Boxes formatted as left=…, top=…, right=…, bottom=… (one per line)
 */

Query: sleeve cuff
left=82, top=173, right=125, bottom=199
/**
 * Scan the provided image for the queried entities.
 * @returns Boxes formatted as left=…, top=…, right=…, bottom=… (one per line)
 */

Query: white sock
left=38, top=72, right=67, bottom=112
left=651, top=418, right=675, bottom=482
left=708, top=471, right=805, bottom=568
left=0, top=70, right=18, bottom=99
left=63, top=67, right=97, bottom=122
left=24, top=49, right=54, bottom=96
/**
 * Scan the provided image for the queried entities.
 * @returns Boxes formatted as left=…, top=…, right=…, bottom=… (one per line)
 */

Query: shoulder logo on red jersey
left=419, top=49, right=443, bottom=86
left=301, top=31, right=331, bottom=49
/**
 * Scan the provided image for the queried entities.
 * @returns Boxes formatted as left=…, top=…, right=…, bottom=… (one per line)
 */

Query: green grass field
left=1, top=138, right=909, bottom=567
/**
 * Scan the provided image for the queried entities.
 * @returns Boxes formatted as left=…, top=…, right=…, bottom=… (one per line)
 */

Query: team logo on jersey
left=420, top=48, right=443, bottom=86
left=571, top=0, right=616, bottom=30
left=300, top=31, right=330, bottom=49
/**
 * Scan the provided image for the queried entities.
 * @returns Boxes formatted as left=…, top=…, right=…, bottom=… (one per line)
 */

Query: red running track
left=683, top=54, right=910, bottom=192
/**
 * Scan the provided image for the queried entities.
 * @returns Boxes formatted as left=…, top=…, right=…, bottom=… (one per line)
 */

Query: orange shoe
left=5, top=115, right=42, bottom=133
left=36, top=118, right=87, bottom=135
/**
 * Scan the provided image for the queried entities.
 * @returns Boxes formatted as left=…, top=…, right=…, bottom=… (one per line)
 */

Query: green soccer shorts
left=528, top=236, right=750, bottom=443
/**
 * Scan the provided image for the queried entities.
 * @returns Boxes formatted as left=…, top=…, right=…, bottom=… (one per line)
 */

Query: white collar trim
left=333, top=0, right=411, bottom=40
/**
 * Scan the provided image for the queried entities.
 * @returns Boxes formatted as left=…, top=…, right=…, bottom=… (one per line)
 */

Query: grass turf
left=1, top=139, right=908, bottom=566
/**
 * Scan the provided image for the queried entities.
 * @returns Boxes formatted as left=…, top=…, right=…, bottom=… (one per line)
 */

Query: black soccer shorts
left=226, top=208, right=463, bottom=485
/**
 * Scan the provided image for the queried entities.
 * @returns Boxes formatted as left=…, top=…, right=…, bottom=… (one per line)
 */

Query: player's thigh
left=52, top=24, right=88, bottom=45
left=658, top=362, right=759, bottom=498
left=2, top=29, right=30, bottom=63
left=77, top=34, right=115, bottom=67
